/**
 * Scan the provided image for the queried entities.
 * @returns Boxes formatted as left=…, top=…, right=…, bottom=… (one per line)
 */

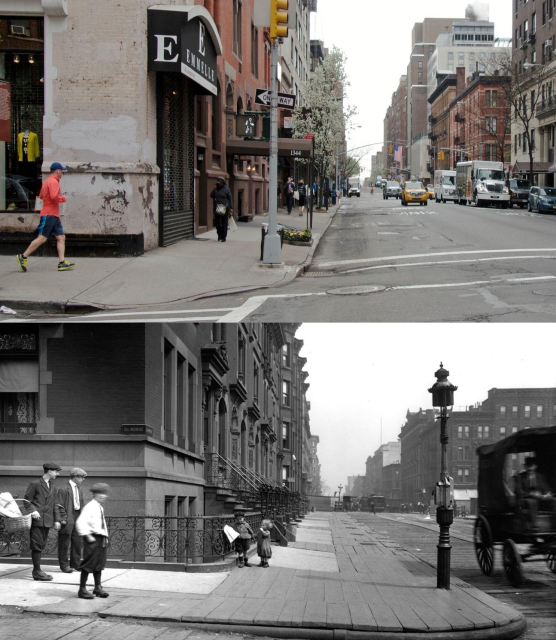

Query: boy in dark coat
left=25, top=462, right=63, bottom=581
left=232, top=512, right=254, bottom=567
left=56, top=467, right=86, bottom=572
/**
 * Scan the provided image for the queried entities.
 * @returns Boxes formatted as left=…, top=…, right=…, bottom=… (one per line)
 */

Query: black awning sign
left=148, top=7, right=222, bottom=95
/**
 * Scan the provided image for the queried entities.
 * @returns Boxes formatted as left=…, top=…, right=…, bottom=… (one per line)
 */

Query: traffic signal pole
left=263, top=39, right=282, bottom=264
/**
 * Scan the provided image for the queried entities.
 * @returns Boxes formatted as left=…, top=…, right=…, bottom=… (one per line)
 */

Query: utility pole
left=263, top=0, right=289, bottom=265
left=263, top=39, right=282, bottom=264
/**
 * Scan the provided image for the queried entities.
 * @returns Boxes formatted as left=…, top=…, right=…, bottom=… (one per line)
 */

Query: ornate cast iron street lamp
left=429, top=363, right=458, bottom=590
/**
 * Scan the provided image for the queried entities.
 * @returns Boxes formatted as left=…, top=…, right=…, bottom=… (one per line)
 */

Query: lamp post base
left=436, top=506, right=454, bottom=589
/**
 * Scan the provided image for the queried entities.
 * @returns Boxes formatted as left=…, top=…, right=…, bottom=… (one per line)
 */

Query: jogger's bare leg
left=23, top=235, right=47, bottom=258
left=55, top=235, right=66, bottom=262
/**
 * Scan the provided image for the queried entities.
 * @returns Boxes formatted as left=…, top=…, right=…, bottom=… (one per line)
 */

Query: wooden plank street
left=6, top=513, right=527, bottom=639
left=353, top=512, right=556, bottom=640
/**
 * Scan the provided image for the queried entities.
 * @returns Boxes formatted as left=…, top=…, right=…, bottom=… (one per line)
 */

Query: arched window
left=237, top=97, right=244, bottom=115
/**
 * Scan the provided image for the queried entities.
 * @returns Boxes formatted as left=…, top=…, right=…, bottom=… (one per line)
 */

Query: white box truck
left=434, top=170, right=457, bottom=203
left=455, top=160, right=510, bottom=208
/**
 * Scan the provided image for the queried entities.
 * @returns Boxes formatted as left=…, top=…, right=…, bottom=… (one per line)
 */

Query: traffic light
left=438, top=151, right=445, bottom=161
left=271, top=0, right=289, bottom=40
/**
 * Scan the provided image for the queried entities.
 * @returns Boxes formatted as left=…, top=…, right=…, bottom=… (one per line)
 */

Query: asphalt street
left=17, top=188, right=556, bottom=322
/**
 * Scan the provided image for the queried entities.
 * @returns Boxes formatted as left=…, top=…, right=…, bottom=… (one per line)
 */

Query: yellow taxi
left=401, top=181, right=429, bottom=206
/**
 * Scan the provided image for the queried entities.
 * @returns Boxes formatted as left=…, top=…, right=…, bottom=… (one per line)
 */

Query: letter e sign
left=154, top=35, right=179, bottom=63
left=199, top=23, right=206, bottom=56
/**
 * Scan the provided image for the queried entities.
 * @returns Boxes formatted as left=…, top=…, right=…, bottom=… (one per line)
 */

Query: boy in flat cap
left=56, top=468, right=87, bottom=573
left=76, top=483, right=110, bottom=599
left=25, top=462, right=63, bottom=581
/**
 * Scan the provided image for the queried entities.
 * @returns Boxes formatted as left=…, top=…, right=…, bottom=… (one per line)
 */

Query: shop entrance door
left=158, top=74, right=194, bottom=246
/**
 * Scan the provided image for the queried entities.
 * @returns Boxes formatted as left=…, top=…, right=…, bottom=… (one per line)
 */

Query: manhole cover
left=532, top=287, right=556, bottom=296
left=327, top=285, right=385, bottom=296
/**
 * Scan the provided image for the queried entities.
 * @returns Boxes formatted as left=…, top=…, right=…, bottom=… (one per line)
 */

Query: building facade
left=0, top=322, right=314, bottom=519
left=0, top=0, right=316, bottom=256
left=399, top=388, right=556, bottom=510
left=512, top=0, right=556, bottom=185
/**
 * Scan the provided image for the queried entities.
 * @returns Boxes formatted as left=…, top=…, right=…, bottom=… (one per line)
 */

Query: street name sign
left=255, top=88, right=297, bottom=110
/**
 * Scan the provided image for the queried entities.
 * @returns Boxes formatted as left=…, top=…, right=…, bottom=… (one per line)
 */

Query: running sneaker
left=16, top=254, right=27, bottom=272
left=58, top=260, right=75, bottom=271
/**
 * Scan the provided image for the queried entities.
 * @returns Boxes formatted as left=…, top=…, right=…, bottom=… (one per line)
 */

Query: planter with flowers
left=283, top=229, right=313, bottom=246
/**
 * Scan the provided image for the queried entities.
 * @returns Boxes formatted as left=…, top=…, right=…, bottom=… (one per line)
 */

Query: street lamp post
left=428, top=363, right=458, bottom=590
left=338, top=484, right=343, bottom=504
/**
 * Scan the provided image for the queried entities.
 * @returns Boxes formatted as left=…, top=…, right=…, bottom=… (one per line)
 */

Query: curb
left=96, top=615, right=526, bottom=640
left=0, top=299, right=105, bottom=315
left=0, top=546, right=258, bottom=574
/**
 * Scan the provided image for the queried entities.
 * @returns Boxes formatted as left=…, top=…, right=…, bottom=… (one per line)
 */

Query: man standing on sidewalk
left=76, top=483, right=111, bottom=599
left=16, top=162, right=75, bottom=272
left=25, top=462, right=63, bottom=581
left=56, top=468, right=86, bottom=573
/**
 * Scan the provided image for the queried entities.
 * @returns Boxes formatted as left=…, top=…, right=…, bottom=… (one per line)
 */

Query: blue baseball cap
left=50, top=162, right=67, bottom=172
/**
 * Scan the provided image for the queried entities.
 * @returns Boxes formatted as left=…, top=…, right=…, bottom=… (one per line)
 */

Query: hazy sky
left=310, top=0, right=512, bottom=176
left=296, top=323, right=556, bottom=493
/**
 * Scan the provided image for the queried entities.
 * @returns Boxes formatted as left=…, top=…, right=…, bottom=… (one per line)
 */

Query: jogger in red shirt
left=16, top=162, right=75, bottom=272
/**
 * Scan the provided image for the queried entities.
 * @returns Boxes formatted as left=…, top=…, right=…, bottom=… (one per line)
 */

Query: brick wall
left=46, top=325, right=146, bottom=434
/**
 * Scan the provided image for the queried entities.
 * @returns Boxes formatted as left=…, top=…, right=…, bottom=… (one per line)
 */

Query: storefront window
left=0, top=18, right=44, bottom=213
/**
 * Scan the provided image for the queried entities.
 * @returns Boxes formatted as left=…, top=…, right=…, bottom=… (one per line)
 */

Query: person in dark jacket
left=284, top=177, right=295, bottom=214
left=56, top=467, right=87, bottom=573
left=210, top=177, right=234, bottom=242
left=25, top=462, right=63, bottom=581
left=297, top=179, right=307, bottom=216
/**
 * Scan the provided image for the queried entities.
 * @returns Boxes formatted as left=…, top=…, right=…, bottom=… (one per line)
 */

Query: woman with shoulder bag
left=298, top=179, right=307, bottom=216
left=210, top=177, right=234, bottom=243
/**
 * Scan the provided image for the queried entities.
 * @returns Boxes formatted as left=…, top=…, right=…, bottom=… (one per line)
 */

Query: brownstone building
left=0, top=323, right=312, bottom=521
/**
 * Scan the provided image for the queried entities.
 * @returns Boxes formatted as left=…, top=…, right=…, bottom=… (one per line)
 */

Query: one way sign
left=255, top=88, right=297, bottom=110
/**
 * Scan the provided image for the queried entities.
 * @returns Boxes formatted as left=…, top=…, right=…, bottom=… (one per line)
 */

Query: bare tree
left=484, top=52, right=551, bottom=183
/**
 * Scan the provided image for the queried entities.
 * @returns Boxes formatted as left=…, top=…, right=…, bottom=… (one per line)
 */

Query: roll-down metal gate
left=158, top=73, right=195, bottom=246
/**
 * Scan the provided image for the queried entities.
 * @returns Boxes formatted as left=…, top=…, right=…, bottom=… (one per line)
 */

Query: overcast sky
left=296, top=323, right=556, bottom=494
left=310, top=0, right=512, bottom=177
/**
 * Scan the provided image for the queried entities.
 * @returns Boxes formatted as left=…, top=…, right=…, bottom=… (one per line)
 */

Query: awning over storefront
left=148, top=5, right=222, bottom=95
left=453, top=489, right=478, bottom=501
left=513, top=161, right=552, bottom=174
left=226, top=137, right=314, bottom=159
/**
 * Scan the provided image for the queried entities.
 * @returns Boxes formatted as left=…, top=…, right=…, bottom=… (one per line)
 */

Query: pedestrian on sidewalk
left=16, top=162, right=75, bottom=273
left=210, top=177, right=234, bottom=243
left=232, top=512, right=254, bottom=568
left=24, top=462, right=63, bottom=581
left=284, top=177, right=295, bottom=214
left=370, top=501, right=376, bottom=515
left=297, top=179, right=307, bottom=217
left=331, top=185, right=338, bottom=206
left=256, top=519, right=273, bottom=568
left=76, top=483, right=110, bottom=599
left=56, top=467, right=86, bottom=573
left=323, top=180, right=330, bottom=210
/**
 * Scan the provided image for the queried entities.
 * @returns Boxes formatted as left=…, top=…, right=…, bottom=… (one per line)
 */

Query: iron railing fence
left=0, top=513, right=262, bottom=563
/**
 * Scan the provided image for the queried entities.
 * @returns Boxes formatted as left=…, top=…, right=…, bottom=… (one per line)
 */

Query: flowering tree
left=292, top=47, right=358, bottom=207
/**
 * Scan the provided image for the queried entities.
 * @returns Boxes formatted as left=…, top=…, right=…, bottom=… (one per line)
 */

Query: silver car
left=383, top=181, right=401, bottom=200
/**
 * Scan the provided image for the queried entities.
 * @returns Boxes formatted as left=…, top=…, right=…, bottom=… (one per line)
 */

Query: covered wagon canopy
left=477, top=425, right=556, bottom=457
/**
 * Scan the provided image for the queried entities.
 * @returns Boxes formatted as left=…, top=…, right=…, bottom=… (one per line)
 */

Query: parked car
left=528, top=186, right=556, bottom=213
left=506, top=178, right=531, bottom=209
left=401, top=181, right=428, bottom=206
left=426, top=184, right=435, bottom=200
left=383, top=181, right=401, bottom=200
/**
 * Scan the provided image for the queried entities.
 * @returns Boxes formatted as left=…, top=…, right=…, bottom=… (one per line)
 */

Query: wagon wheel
left=474, top=515, right=494, bottom=575
left=546, top=552, right=556, bottom=573
left=503, top=539, right=523, bottom=587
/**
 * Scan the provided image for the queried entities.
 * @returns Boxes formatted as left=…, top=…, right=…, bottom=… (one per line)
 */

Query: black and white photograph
left=0, top=1, right=555, bottom=640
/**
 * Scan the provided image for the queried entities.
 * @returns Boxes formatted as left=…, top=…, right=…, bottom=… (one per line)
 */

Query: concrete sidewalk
left=0, top=206, right=338, bottom=314
left=16, top=514, right=526, bottom=639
